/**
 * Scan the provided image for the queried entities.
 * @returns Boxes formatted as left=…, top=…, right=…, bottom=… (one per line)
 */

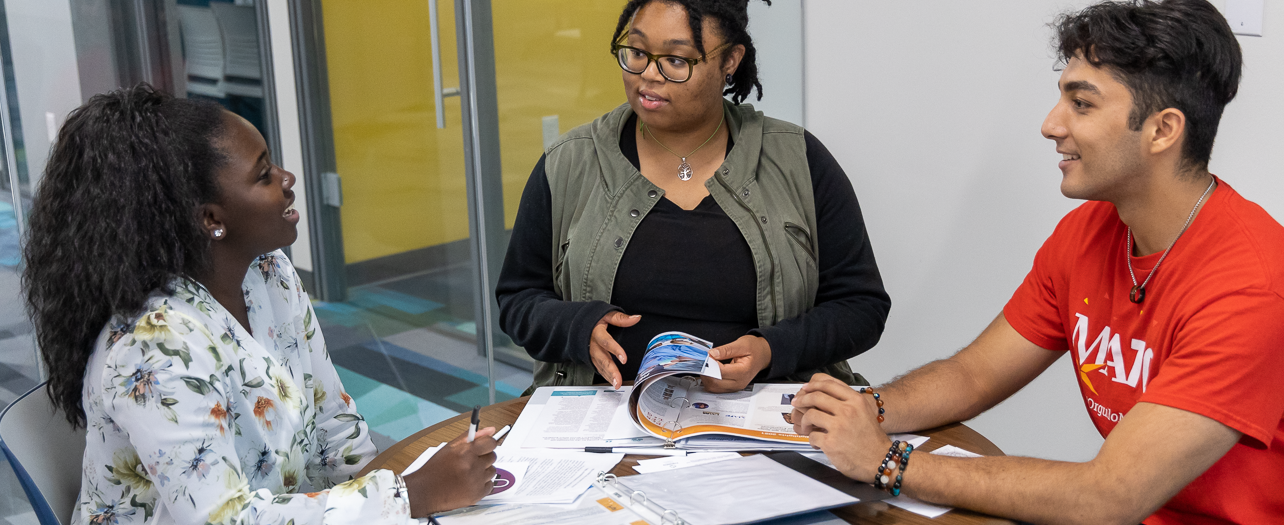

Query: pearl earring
left=213, top=229, right=224, bottom=239
left=725, top=74, right=733, bottom=85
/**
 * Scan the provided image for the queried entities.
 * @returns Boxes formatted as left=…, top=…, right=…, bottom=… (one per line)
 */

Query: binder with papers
left=593, top=452, right=883, bottom=525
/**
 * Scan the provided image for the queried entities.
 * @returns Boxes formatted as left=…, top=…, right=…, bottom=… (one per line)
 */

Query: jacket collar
left=590, top=100, right=764, bottom=197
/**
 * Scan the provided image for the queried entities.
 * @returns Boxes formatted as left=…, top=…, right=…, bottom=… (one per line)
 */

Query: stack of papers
left=412, top=383, right=966, bottom=524
left=434, top=485, right=654, bottom=525
left=621, top=454, right=859, bottom=525
left=401, top=445, right=624, bottom=506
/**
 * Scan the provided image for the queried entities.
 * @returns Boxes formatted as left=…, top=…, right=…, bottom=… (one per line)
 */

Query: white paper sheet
left=504, top=386, right=665, bottom=450
left=477, top=449, right=626, bottom=505
left=882, top=443, right=985, bottom=518
left=401, top=444, right=444, bottom=477
left=621, top=454, right=858, bottom=525
left=434, top=486, right=653, bottom=525
left=885, top=495, right=953, bottom=518
left=631, top=452, right=743, bottom=473
left=930, top=445, right=983, bottom=458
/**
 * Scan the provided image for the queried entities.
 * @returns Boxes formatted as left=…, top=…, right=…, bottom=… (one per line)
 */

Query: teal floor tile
left=334, top=365, right=383, bottom=398
left=350, top=288, right=444, bottom=315
left=445, top=385, right=516, bottom=408
left=495, top=381, right=525, bottom=398
left=363, top=394, right=419, bottom=429
left=372, top=416, right=427, bottom=441
left=371, top=399, right=461, bottom=440
left=355, top=385, right=420, bottom=422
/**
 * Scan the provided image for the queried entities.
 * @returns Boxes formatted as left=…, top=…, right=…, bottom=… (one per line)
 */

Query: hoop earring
left=725, top=74, right=733, bottom=85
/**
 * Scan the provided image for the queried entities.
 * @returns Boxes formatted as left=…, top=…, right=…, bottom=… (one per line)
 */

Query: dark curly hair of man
left=22, top=84, right=227, bottom=426
left=1053, top=0, right=1242, bottom=172
left=611, top=0, right=772, bottom=105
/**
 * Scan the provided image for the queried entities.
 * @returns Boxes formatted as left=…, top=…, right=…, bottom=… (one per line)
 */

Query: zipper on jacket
left=715, top=172, right=778, bottom=324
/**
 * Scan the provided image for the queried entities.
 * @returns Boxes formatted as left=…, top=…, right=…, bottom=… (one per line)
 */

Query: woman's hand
left=590, top=311, right=640, bottom=389
left=790, top=374, right=890, bottom=482
left=703, top=335, right=772, bottom=393
left=405, top=427, right=498, bottom=517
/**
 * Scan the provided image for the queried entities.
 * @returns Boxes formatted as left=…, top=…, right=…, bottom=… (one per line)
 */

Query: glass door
left=293, top=0, right=627, bottom=449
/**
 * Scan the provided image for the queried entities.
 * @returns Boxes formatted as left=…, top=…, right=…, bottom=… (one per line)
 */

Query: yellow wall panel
left=322, top=0, right=626, bottom=264
left=492, top=0, right=628, bottom=227
left=322, top=0, right=468, bottom=264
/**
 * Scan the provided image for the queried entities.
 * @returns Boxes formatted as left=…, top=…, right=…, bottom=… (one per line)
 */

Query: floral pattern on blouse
left=73, top=251, right=413, bottom=525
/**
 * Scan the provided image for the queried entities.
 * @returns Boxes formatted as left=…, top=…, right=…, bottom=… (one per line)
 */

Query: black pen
left=467, top=405, right=480, bottom=442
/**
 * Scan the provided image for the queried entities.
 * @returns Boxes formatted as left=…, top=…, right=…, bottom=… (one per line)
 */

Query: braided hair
left=611, top=0, right=771, bottom=104
left=22, top=84, right=226, bottom=426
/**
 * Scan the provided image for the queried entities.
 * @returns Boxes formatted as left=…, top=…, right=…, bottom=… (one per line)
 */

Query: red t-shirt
left=1004, top=178, right=1284, bottom=524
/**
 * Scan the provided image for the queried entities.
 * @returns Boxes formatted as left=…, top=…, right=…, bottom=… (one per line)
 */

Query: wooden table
left=360, top=396, right=1015, bottom=524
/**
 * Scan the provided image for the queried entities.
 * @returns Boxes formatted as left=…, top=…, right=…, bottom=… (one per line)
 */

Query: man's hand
left=589, top=311, right=639, bottom=389
left=405, top=427, right=498, bottom=517
left=703, top=335, right=772, bottom=393
left=790, top=373, right=890, bottom=481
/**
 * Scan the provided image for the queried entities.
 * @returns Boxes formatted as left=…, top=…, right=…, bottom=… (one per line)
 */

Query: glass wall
left=293, top=0, right=629, bottom=449
left=0, top=0, right=633, bottom=501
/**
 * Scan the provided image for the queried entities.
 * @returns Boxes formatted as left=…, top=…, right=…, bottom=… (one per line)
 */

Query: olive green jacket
left=527, top=101, right=865, bottom=392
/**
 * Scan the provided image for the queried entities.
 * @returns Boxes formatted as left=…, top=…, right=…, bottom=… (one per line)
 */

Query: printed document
left=479, top=449, right=625, bottom=505
left=506, top=386, right=662, bottom=450
left=621, top=453, right=858, bottom=525
left=434, top=486, right=655, bottom=525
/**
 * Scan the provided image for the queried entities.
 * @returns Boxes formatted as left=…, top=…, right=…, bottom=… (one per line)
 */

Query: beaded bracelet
left=860, top=387, right=885, bottom=423
left=874, top=440, right=901, bottom=490
left=892, top=443, right=913, bottom=496
left=872, top=440, right=914, bottom=495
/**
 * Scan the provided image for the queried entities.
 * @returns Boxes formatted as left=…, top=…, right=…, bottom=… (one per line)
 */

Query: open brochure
left=627, top=331, right=811, bottom=446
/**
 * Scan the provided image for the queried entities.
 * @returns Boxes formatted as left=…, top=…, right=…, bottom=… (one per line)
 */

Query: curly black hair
left=1053, top=0, right=1242, bottom=172
left=22, top=84, right=227, bottom=426
left=611, top=0, right=771, bottom=105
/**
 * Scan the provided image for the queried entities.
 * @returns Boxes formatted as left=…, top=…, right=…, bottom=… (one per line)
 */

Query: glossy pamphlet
left=627, top=331, right=811, bottom=446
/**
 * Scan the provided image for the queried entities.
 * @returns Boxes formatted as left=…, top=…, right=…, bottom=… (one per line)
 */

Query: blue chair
left=0, top=382, right=85, bottom=525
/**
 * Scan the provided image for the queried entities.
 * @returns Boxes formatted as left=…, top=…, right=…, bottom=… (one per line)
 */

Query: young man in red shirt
left=790, top=1, right=1284, bottom=523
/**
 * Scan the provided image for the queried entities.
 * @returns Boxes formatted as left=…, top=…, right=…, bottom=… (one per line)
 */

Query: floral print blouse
left=73, top=251, right=413, bottom=524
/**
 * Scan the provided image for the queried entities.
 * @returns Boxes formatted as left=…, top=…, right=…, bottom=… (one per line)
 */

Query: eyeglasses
left=611, top=41, right=732, bottom=83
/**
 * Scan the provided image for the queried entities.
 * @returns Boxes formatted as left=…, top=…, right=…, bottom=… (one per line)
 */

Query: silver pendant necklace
left=640, top=113, right=725, bottom=181
left=1126, top=178, right=1216, bottom=304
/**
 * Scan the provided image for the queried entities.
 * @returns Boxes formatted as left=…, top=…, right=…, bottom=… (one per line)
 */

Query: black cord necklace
left=1125, top=178, right=1216, bottom=304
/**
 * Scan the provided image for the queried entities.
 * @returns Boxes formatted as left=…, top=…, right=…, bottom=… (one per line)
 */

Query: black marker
left=467, top=405, right=480, bottom=442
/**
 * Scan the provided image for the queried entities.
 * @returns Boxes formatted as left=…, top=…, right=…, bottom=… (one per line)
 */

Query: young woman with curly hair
left=23, top=85, right=495, bottom=524
left=497, top=0, right=891, bottom=394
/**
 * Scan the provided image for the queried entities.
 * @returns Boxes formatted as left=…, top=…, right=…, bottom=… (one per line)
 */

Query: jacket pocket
left=553, top=238, right=572, bottom=297
left=783, top=222, right=817, bottom=265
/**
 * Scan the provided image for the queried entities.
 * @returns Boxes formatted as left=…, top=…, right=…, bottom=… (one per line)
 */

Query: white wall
left=747, top=0, right=804, bottom=126
left=4, top=0, right=82, bottom=188
left=806, top=0, right=1282, bottom=462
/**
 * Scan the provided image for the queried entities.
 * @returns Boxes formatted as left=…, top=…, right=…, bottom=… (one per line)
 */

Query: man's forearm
left=878, top=314, right=1062, bottom=433
left=877, top=357, right=994, bottom=433
left=905, top=453, right=1146, bottom=525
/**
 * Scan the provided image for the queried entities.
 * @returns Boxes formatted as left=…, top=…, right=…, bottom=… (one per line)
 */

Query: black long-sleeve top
left=496, top=116, right=890, bottom=382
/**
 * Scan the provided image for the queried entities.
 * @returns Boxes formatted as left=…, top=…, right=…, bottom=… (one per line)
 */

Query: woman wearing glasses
left=497, top=0, right=890, bottom=393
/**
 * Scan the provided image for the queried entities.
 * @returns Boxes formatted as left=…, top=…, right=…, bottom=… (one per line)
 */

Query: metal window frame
left=454, top=0, right=506, bottom=404
left=287, top=0, right=346, bottom=301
